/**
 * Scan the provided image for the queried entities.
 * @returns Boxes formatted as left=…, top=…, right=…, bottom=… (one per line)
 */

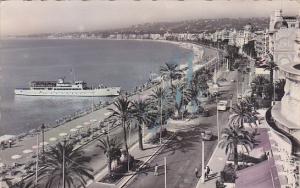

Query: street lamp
left=41, top=124, right=45, bottom=156
left=201, top=139, right=205, bottom=183
left=62, top=139, right=66, bottom=188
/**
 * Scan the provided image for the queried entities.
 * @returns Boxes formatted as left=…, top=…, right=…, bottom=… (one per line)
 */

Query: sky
left=0, top=1, right=300, bottom=36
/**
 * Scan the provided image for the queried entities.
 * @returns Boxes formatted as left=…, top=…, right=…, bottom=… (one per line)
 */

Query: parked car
left=202, top=130, right=213, bottom=141
left=237, top=94, right=242, bottom=99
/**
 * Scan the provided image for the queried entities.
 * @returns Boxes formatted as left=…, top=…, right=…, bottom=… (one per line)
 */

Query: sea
left=0, top=39, right=192, bottom=136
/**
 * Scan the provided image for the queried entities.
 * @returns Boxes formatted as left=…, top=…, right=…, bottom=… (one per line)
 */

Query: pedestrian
left=8, top=140, right=12, bottom=148
left=154, top=164, right=158, bottom=176
left=195, top=167, right=198, bottom=178
left=205, top=166, right=211, bottom=179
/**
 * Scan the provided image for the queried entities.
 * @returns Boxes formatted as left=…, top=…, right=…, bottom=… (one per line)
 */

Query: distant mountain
left=22, top=17, right=269, bottom=38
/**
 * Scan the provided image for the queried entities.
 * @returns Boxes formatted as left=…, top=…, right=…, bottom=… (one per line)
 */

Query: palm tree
left=38, top=141, right=94, bottom=188
left=131, top=99, right=157, bottom=150
left=229, top=100, right=257, bottom=130
left=251, top=76, right=270, bottom=97
left=219, top=126, right=254, bottom=170
left=98, top=137, right=122, bottom=176
left=160, top=63, right=183, bottom=93
left=263, top=54, right=278, bottom=84
left=149, top=87, right=172, bottom=140
left=149, top=87, right=171, bottom=109
left=107, top=96, right=133, bottom=157
left=173, top=82, right=192, bottom=111
left=275, top=79, right=286, bottom=101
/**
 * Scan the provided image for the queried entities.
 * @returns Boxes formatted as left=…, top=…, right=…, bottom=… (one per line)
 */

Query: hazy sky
left=1, top=1, right=300, bottom=36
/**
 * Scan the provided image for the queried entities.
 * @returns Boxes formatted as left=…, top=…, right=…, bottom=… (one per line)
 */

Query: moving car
left=202, top=130, right=213, bottom=141
left=217, top=100, right=228, bottom=111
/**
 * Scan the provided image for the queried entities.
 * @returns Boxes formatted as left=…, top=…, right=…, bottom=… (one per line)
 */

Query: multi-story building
left=268, top=9, right=300, bottom=66
left=254, top=30, right=269, bottom=58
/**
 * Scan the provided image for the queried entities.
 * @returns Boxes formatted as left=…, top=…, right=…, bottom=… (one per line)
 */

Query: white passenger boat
left=15, top=78, right=121, bottom=97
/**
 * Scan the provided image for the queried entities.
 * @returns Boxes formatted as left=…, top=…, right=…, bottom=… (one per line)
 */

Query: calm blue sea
left=0, top=39, right=191, bottom=135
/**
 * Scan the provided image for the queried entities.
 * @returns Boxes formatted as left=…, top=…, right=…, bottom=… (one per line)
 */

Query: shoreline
left=0, top=38, right=206, bottom=139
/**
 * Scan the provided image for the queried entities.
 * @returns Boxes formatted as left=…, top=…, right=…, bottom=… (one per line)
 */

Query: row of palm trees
left=219, top=97, right=258, bottom=170
left=12, top=62, right=216, bottom=187
left=97, top=62, right=216, bottom=176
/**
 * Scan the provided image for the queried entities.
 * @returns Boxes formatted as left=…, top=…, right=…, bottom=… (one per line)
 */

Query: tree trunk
left=234, top=143, right=238, bottom=170
left=122, top=120, right=129, bottom=156
left=138, top=123, right=143, bottom=150
left=107, top=157, right=112, bottom=176
left=170, top=79, right=173, bottom=95
left=270, top=69, right=274, bottom=99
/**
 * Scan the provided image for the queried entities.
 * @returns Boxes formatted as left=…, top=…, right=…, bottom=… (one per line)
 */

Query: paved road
left=125, top=70, right=239, bottom=188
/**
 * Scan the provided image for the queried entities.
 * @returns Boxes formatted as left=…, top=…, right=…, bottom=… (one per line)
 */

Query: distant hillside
left=104, top=17, right=269, bottom=34
left=23, top=17, right=269, bottom=38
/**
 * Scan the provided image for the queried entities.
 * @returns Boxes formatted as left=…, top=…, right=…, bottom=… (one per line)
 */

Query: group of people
left=0, top=139, right=13, bottom=150
left=195, top=166, right=211, bottom=180
left=153, top=163, right=211, bottom=181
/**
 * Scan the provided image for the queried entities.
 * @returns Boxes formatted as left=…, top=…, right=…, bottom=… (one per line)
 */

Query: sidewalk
left=195, top=142, right=227, bottom=188
left=87, top=133, right=174, bottom=188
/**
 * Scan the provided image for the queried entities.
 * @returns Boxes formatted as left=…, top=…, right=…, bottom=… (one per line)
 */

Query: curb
left=119, top=134, right=176, bottom=188
left=195, top=142, right=220, bottom=188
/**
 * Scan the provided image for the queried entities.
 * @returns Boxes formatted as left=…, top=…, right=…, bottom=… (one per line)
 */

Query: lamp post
left=201, top=139, right=205, bottom=183
left=41, top=124, right=45, bottom=156
left=62, top=139, right=66, bottom=188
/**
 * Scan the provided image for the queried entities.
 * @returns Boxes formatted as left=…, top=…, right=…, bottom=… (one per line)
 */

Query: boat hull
left=14, top=87, right=121, bottom=97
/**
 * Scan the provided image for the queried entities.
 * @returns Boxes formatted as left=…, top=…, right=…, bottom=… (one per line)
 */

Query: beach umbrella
left=49, top=137, right=57, bottom=142
left=83, top=122, right=91, bottom=126
left=70, top=128, right=78, bottom=133
left=32, top=145, right=40, bottom=149
left=22, top=149, right=33, bottom=154
left=39, top=142, right=48, bottom=146
left=76, top=125, right=83, bottom=129
left=11, top=155, right=22, bottom=160
left=59, top=133, right=68, bottom=137
left=90, top=119, right=97, bottom=123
